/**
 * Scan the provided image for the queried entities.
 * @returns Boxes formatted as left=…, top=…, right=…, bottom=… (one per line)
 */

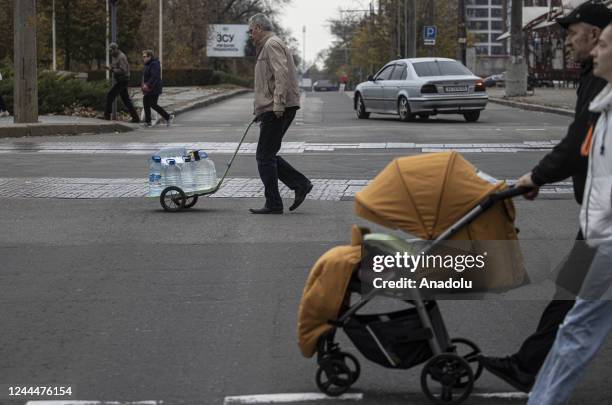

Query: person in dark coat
left=480, top=1, right=612, bottom=392
left=104, top=43, right=140, bottom=123
left=141, top=50, right=173, bottom=127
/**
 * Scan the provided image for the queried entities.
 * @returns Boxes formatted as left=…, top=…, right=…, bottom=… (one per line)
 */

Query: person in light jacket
left=141, top=49, right=173, bottom=127
left=247, top=13, right=312, bottom=214
left=527, top=21, right=612, bottom=405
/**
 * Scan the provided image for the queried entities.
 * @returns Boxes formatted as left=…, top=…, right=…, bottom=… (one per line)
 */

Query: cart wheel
left=421, top=353, right=474, bottom=405
left=450, top=338, right=483, bottom=382
left=316, top=358, right=353, bottom=397
left=184, top=195, right=199, bottom=209
left=160, top=186, right=186, bottom=212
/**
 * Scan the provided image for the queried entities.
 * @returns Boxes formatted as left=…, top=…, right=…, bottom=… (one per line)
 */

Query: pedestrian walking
left=248, top=13, right=312, bottom=215
left=141, top=49, right=173, bottom=127
left=103, top=43, right=140, bottom=123
left=527, top=21, right=612, bottom=404
left=480, top=1, right=612, bottom=392
left=0, top=70, right=9, bottom=117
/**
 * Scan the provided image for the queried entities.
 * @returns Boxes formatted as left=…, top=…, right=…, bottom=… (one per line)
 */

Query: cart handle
left=213, top=118, right=257, bottom=191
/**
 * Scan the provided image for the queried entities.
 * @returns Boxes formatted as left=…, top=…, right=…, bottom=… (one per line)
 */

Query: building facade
left=466, top=0, right=507, bottom=56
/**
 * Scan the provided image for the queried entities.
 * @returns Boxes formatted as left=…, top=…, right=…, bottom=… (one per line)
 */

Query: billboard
left=207, top=24, right=249, bottom=58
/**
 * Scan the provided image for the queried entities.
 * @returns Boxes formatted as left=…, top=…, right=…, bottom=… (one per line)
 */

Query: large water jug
left=164, top=159, right=181, bottom=187
left=148, top=155, right=163, bottom=196
left=180, top=156, right=195, bottom=193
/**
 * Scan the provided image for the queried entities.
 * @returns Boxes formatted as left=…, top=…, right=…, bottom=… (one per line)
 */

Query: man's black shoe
left=289, top=183, right=313, bottom=211
left=480, top=356, right=535, bottom=393
left=249, top=207, right=283, bottom=215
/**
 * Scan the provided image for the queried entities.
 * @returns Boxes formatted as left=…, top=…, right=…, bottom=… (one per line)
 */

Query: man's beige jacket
left=253, top=33, right=300, bottom=116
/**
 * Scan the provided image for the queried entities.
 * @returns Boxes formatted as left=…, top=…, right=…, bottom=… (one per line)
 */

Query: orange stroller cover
left=354, top=151, right=526, bottom=289
left=297, top=226, right=365, bottom=358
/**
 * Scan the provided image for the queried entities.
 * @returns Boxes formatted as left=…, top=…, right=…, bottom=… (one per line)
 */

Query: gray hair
left=109, top=42, right=118, bottom=49
left=248, top=13, right=273, bottom=31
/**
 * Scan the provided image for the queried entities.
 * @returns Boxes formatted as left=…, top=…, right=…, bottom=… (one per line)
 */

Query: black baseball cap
left=556, top=0, right=612, bottom=30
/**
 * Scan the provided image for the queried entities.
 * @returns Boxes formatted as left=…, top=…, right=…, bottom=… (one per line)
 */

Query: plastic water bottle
left=180, top=156, right=195, bottom=193
left=148, top=156, right=163, bottom=196
left=164, top=159, right=181, bottom=187
left=196, top=150, right=217, bottom=189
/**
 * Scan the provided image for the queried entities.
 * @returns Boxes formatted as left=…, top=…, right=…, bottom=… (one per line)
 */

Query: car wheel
left=398, top=97, right=414, bottom=122
left=356, top=94, right=370, bottom=119
left=463, top=111, right=480, bottom=122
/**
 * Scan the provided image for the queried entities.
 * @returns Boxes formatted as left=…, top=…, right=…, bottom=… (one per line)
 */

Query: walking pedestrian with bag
left=248, top=13, right=312, bottom=215
left=141, top=49, right=173, bottom=127
left=527, top=20, right=612, bottom=404
left=0, top=70, right=9, bottom=117
left=103, top=43, right=140, bottom=123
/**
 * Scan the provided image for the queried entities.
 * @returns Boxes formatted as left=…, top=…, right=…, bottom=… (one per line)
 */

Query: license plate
left=444, top=86, right=468, bottom=93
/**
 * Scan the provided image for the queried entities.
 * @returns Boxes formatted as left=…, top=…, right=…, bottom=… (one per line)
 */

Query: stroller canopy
left=354, top=151, right=506, bottom=240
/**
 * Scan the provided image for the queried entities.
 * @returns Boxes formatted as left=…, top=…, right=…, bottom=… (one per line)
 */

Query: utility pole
left=397, top=0, right=401, bottom=57
left=52, top=0, right=56, bottom=71
left=14, top=0, right=38, bottom=123
left=407, top=0, right=416, bottom=57
left=457, top=0, right=467, bottom=64
left=303, top=26, right=306, bottom=73
left=159, top=0, right=163, bottom=78
left=427, top=0, right=435, bottom=57
left=105, top=0, right=110, bottom=81
left=506, top=0, right=527, bottom=96
left=110, top=0, right=118, bottom=120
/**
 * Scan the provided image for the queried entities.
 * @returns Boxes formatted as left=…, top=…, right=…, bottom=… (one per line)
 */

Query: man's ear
left=592, top=27, right=602, bottom=42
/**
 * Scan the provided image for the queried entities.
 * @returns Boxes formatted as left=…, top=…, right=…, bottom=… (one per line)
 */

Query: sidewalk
left=0, top=86, right=250, bottom=138
left=487, top=87, right=576, bottom=117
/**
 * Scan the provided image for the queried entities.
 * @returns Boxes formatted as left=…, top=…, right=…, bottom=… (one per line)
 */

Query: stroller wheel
left=160, top=186, right=186, bottom=212
left=450, top=338, right=483, bottom=382
left=421, top=353, right=474, bottom=405
left=184, top=195, right=199, bottom=209
left=338, top=352, right=361, bottom=384
left=316, top=358, right=353, bottom=397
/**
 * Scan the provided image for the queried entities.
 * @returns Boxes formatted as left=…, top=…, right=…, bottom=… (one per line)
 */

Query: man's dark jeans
left=511, top=230, right=597, bottom=375
left=256, top=108, right=310, bottom=210
left=143, top=94, right=170, bottom=124
left=104, top=80, right=139, bottom=121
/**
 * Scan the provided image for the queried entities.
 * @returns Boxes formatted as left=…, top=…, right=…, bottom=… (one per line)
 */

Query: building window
left=475, top=33, right=490, bottom=43
left=491, top=20, right=504, bottom=30
left=491, top=8, right=503, bottom=18
left=491, top=45, right=506, bottom=55
left=476, top=46, right=489, bottom=55
left=467, top=8, right=489, bottom=18
left=491, top=0, right=502, bottom=4
left=468, top=20, right=489, bottom=30
left=466, top=0, right=490, bottom=5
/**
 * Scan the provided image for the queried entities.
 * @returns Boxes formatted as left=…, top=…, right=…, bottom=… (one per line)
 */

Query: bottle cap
left=198, top=150, right=208, bottom=159
left=184, top=156, right=191, bottom=162
left=168, top=159, right=176, bottom=165
left=152, top=156, right=162, bottom=162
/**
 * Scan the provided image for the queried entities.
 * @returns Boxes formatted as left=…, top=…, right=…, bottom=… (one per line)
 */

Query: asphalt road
left=0, top=92, right=609, bottom=405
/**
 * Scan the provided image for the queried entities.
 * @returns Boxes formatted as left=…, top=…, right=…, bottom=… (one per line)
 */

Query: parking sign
left=424, top=25, right=437, bottom=46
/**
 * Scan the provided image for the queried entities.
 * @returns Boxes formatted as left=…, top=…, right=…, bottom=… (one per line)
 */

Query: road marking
left=472, top=392, right=529, bottom=399
left=25, top=400, right=163, bottom=405
left=0, top=177, right=573, bottom=200
left=0, top=141, right=560, bottom=155
left=223, top=393, right=363, bottom=404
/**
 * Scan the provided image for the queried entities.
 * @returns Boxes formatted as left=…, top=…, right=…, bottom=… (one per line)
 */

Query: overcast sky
left=279, top=0, right=370, bottom=66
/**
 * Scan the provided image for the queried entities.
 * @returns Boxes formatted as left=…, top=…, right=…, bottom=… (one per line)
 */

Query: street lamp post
left=110, top=0, right=118, bottom=120
left=52, top=0, right=56, bottom=71
left=13, top=0, right=38, bottom=123
left=159, top=0, right=163, bottom=78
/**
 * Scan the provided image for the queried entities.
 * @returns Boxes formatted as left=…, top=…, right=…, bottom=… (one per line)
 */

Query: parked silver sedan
left=354, top=58, right=488, bottom=122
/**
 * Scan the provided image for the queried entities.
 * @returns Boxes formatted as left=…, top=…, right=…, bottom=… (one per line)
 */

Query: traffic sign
left=424, top=25, right=437, bottom=46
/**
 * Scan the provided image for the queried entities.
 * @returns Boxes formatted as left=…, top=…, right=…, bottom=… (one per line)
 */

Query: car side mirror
left=367, top=74, right=375, bottom=82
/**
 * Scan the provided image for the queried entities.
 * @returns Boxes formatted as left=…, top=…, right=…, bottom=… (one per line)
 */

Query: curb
left=0, top=122, right=133, bottom=138
left=0, top=88, right=251, bottom=138
left=171, top=88, right=251, bottom=116
left=488, top=97, right=574, bottom=117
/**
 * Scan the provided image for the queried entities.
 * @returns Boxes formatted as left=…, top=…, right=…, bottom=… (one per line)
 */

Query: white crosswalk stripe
left=0, top=177, right=573, bottom=200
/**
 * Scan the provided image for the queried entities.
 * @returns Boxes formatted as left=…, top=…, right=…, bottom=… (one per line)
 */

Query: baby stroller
left=298, top=152, right=529, bottom=405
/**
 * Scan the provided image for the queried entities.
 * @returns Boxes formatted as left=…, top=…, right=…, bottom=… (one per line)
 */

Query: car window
left=390, top=65, right=407, bottom=80
left=375, top=65, right=395, bottom=81
left=412, top=61, right=472, bottom=77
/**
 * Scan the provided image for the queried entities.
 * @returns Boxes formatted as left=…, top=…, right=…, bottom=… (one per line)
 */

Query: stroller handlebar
left=485, top=185, right=533, bottom=206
